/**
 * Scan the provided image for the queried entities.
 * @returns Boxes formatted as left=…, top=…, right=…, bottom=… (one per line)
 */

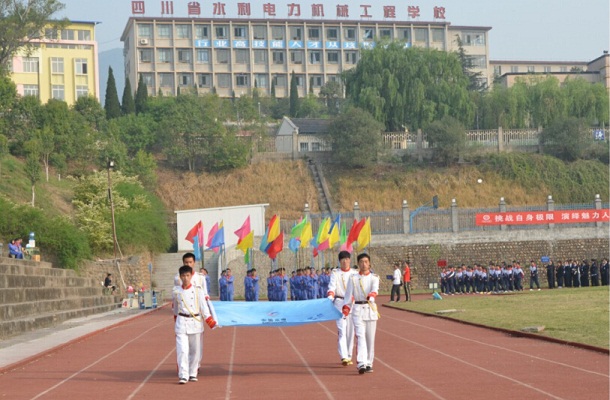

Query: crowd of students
left=439, top=258, right=609, bottom=295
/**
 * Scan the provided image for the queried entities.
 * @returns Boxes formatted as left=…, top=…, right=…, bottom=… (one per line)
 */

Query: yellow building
left=10, top=21, right=100, bottom=105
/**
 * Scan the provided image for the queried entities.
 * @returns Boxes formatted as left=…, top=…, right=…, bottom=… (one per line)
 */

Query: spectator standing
left=402, top=261, right=412, bottom=302
left=546, top=260, right=556, bottom=289
left=529, top=261, right=541, bottom=291
left=590, top=259, right=600, bottom=287
left=389, top=263, right=401, bottom=302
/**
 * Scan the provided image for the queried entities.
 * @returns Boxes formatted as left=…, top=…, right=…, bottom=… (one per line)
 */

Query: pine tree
left=104, top=66, right=121, bottom=119
left=135, top=74, right=148, bottom=115
left=121, top=77, right=135, bottom=115
left=289, top=71, right=299, bottom=117
left=271, top=81, right=276, bottom=99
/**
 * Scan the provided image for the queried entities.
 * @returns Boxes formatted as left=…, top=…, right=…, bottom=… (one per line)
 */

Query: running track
left=1, top=299, right=608, bottom=400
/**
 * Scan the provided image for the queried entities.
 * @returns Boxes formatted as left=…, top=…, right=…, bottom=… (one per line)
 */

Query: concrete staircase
left=308, top=159, right=334, bottom=217
left=0, top=258, right=121, bottom=340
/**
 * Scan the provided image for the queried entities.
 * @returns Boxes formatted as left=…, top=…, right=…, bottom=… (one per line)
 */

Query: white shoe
left=179, top=378, right=188, bottom=384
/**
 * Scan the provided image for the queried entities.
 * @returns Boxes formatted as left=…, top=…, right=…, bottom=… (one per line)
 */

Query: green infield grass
left=389, top=286, right=609, bottom=349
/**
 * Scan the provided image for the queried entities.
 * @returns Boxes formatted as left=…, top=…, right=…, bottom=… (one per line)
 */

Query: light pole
left=107, top=160, right=118, bottom=262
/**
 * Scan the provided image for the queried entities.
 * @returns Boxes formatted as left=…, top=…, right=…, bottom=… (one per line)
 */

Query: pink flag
left=234, top=216, right=251, bottom=240
left=206, top=222, right=219, bottom=253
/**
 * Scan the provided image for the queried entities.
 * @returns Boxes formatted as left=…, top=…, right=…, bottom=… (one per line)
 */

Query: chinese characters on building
left=475, top=210, right=610, bottom=226
left=130, top=1, right=446, bottom=20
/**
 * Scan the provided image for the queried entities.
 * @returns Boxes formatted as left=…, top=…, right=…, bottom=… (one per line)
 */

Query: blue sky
left=61, top=0, right=609, bottom=61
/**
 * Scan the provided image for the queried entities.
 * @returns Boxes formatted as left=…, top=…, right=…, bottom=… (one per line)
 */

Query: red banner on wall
left=475, top=209, right=610, bottom=226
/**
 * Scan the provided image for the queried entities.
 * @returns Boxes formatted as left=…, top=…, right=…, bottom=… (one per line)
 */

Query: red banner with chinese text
left=475, top=209, right=610, bottom=226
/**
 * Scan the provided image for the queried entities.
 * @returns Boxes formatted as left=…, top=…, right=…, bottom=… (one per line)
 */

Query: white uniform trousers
left=176, top=332, right=201, bottom=379
left=334, top=300, right=355, bottom=360
left=352, top=305, right=377, bottom=368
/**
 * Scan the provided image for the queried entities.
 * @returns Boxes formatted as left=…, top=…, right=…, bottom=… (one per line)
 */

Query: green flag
left=290, top=217, right=307, bottom=239
left=340, top=221, right=347, bottom=244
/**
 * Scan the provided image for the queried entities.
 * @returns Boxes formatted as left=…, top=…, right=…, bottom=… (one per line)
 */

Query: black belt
left=335, top=296, right=344, bottom=299
left=178, top=313, right=200, bottom=318
left=354, top=301, right=368, bottom=305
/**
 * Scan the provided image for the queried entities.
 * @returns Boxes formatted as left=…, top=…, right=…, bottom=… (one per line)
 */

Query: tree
left=540, top=117, right=593, bottom=161
left=289, top=71, right=299, bottom=117
left=318, top=80, right=342, bottom=115
left=454, top=35, right=487, bottom=92
left=270, top=81, right=276, bottom=98
left=0, top=0, right=66, bottom=76
left=24, top=144, right=41, bottom=206
left=563, top=78, right=609, bottom=125
left=344, top=43, right=474, bottom=131
left=36, top=126, right=55, bottom=181
left=527, top=76, right=566, bottom=128
left=104, top=66, right=121, bottom=119
left=298, top=94, right=324, bottom=118
left=121, top=77, right=135, bottom=115
left=134, top=74, right=148, bottom=115
left=327, top=107, right=384, bottom=168
left=426, top=116, right=468, bottom=166
left=0, top=134, right=8, bottom=180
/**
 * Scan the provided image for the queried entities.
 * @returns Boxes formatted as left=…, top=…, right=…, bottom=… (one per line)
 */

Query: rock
left=521, top=325, right=545, bottom=333
left=435, top=309, right=463, bottom=315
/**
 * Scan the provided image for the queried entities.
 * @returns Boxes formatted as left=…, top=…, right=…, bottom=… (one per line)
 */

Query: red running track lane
left=0, top=301, right=608, bottom=400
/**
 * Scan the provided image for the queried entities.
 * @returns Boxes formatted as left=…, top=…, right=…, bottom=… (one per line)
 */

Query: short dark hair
left=179, top=265, right=193, bottom=275
left=182, top=252, right=196, bottom=262
left=338, top=250, right=351, bottom=261
left=357, top=253, right=370, bottom=262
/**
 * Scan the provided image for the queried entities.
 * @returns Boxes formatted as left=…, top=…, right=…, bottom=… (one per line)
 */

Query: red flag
left=266, top=231, right=284, bottom=260
left=185, top=221, right=202, bottom=243
left=347, top=218, right=365, bottom=248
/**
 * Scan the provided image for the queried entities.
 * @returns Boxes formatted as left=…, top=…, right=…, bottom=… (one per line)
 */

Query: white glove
left=327, top=295, right=334, bottom=301
left=368, top=296, right=375, bottom=303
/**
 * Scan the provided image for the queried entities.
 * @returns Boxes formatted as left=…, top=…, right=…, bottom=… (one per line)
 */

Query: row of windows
left=20, top=57, right=88, bottom=74
left=137, top=23, right=448, bottom=43
left=494, top=65, right=570, bottom=75
left=45, top=28, right=92, bottom=41
left=141, top=48, right=359, bottom=65
left=140, top=72, right=337, bottom=89
left=22, top=84, right=88, bottom=100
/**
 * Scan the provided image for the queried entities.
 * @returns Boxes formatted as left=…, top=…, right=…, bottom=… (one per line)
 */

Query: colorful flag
left=206, top=222, right=219, bottom=248
left=267, top=231, right=284, bottom=259
left=234, top=216, right=251, bottom=241
left=288, top=237, right=300, bottom=253
left=185, top=221, right=202, bottom=244
left=210, top=221, right=225, bottom=249
left=347, top=218, right=365, bottom=249
left=236, top=231, right=254, bottom=253
left=356, top=218, right=371, bottom=250
left=316, top=217, right=331, bottom=245
left=328, top=215, right=340, bottom=248
left=268, top=215, right=280, bottom=243
left=185, top=221, right=204, bottom=260
left=259, top=226, right=270, bottom=252
left=300, top=220, right=312, bottom=248
left=340, top=221, right=347, bottom=244
left=290, top=217, right=307, bottom=240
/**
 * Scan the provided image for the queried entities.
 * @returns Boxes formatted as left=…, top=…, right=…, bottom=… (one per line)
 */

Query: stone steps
left=0, top=287, right=105, bottom=303
left=0, top=295, right=120, bottom=321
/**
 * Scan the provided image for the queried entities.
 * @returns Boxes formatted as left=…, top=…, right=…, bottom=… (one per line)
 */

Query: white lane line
left=317, top=323, right=447, bottom=400
left=279, top=327, right=335, bottom=400
left=379, top=327, right=567, bottom=400
left=383, top=314, right=609, bottom=378
left=225, top=328, right=237, bottom=400
left=126, top=347, right=175, bottom=400
left=30, top=321, right=166, bottom=400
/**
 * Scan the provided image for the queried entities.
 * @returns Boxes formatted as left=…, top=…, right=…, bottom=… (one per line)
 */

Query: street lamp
left=107, top=160, right=118, bottom=262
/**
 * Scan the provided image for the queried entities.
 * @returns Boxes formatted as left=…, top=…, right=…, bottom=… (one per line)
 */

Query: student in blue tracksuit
left=219, top=270, right=227, bottom=301
left=276, top=268, right=288, bottom=301
left=244, top=270, right=253, bottom=301
left=250, top=268, right=260, bottom=301
left=226, top=268, right=235, bottom=301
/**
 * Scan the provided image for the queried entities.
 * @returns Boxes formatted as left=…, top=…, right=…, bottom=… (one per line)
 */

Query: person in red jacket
left=402, top=261, right=411, bottom=302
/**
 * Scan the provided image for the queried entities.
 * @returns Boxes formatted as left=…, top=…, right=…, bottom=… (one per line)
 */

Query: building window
left=295, top=75, right=304, bottom=87
left=273, top=74, right=287, bottom=87
left=157, top=25, right=172, bottom=38
left=308, top=27, right=320, bottom=40
left=311, top=142, right=321, bottom=151
left=140, top=73, right=154, bottom=88
left=157, top=48, right=172, bottom=63
left=431, top=29, right=444, bottom=43
left=510, top=65, right=519, bottom=73
left=272, top=26, right=285, bottom=40
left=272, top=50, right=285, bottom=64
left=326, top=27, right=338, bottom=40
left=290, top=50, right=304, bottom=64
left=179, top=73, right=193, bottom=86
left=76, top=85, right=88, bottom=98
left=197, top=73, right=211, bottom=87
left=300, top=142, right=309, bottom=152
left=254, top=50, right=267, bottom=64
left=178, top=49, right=192, bottom=63
left=290, top=27, right=302, bottom=40
left=196, top=49, right=209, bottom=63
left=493, top=65, right=502, bottom=76
left=379, top=29, right=392, bottom=39
left=61, top=29, right=75, bottom=40
left=414, top=28, right=428, bottom=42
left=345, top=51, right=358, bottom=64
left=255, top=74, right=268, bottom=88
left=560, top=66, right=568, bottom=72
left=398, top=28, right=411, bottom=42
left=159, top=73, right=174, bottom=87
left=462, top=32, right=485, bottom=46
left=176, top=25, right=191, bottom=39
left=45, top=28, right=58, bottom=40
left=469, top=55, right=486, bottom=69
left=139, top=49, right=153, bottom=63
left=23, top=57, right=39, bottom=73
left=195, top=25, right=209, bottom=39
left=527, top=66, right=535, bottom=73
left=77, top=30, right=91, bottom=41
left=23, top=84, right=39, bottom=97
left=217, top=74, right=230, bottom=88
left=51, top=57, right=64, bottom=74
left=327, top=51, right=339, bottom=63
left=235, top=49, right=249, bottom=64
left=253, top=25, right=266, bottom=40
left=344, top=27, right=356, bottom=40
left=327, top=75, right=339, bottom=82
left=363, top=28, right=374, bottom=40
left=215, top=26, right=228, bottom=39
left=51, top=85, right=64, bottom=100
left=309, top=51, right=321, bottom=64
left=309, top=75, right=323, bottom=87
left=138, top=24, right=152, bottom=38
left=216, top=49, right=229, bottom=63
left=236, top=74, right=249, bottom=87
left=234, top=26, right=247, bottom=39
left=74, top=58, right=88, bottom=74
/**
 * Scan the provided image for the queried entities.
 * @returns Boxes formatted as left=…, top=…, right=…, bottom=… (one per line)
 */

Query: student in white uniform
left=342, top=253, right=380, bottom=374
left=172, top=266, right=217, bottom=384
left=173, top=253, right=209, bottom=296
left=327, top=251, right=358, bottom=366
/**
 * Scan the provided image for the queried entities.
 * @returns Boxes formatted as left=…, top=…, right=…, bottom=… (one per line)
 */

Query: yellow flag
left=328, top=220, right=340, bottom=248
left=300, top=220, right=313, bottom=248
left=236, top=231, right=254, bottom=254
left=356, top=218, right=371, bottom=250
left=268, top=215, right=280, bottom=242
left=317, top=217, right=331, bottom=244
